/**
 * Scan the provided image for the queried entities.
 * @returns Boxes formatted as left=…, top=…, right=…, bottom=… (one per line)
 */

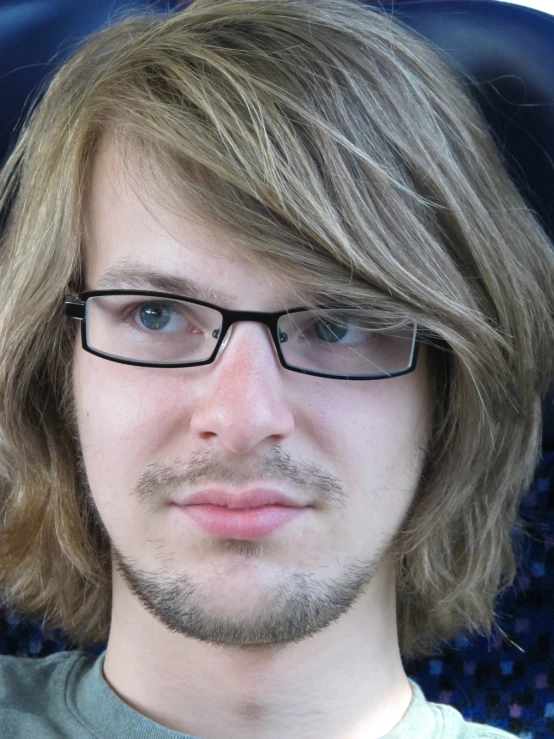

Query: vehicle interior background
left=0, top=1, right=552, bottom=736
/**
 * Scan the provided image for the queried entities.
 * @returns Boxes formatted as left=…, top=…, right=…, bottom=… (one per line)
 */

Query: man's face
left=72, top=137, right=433, bottom=647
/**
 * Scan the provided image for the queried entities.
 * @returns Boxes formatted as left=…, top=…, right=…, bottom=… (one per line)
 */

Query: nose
left=189, top=321, right=296, bottom=454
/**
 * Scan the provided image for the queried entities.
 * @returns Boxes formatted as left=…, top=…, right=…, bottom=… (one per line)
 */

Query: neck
left=102, top=571, right=413, bottom=739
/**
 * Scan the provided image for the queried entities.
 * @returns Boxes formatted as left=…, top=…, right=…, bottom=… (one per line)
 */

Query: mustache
left=136, top=447, right=345, bottom=508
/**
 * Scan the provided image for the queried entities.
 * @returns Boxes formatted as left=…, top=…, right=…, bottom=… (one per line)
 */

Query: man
left=0, top=0, right=552, bottom=737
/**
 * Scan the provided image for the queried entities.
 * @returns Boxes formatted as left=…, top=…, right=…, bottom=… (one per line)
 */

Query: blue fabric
left=403, top=451, right=554, bottom=738
left=1, top=452, right=552, bottom=737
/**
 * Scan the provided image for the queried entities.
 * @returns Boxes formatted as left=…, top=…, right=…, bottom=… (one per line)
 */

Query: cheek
left=301, top=374, right=431, bottom=522
left=72, top=351, right=192, bottom=495
left=305, top=376, right=427, bottom=465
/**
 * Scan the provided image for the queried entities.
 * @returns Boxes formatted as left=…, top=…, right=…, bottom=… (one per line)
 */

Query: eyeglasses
left=64, top=290, right=421, bottom=381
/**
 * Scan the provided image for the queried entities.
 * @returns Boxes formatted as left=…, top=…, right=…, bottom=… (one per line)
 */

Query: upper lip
left=173, top=488, right=309, bottom=509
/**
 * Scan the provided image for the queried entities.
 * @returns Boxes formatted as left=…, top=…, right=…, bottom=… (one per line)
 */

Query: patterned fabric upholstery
left=404, top=452, right=554, bottom=738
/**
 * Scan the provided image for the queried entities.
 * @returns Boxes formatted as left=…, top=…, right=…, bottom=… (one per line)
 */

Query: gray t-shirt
left=0, top=650, right=519, bottom=738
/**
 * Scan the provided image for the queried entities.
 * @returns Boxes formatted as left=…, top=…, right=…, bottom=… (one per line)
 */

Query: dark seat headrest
left=372, top=0, right=554, bottom=452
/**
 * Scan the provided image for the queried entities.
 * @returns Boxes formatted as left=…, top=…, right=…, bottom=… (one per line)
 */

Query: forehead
left=83, top=135, right=292, bottom=309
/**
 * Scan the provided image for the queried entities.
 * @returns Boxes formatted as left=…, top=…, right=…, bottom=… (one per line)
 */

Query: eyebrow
left=93, top=261, right=226, bottom=305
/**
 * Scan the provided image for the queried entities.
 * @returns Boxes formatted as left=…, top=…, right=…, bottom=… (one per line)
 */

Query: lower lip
left=172, top=504, right=307, bottom=539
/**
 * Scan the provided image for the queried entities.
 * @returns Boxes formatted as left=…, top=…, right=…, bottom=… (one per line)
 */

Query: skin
left=72, top=134, right=434, bottom=739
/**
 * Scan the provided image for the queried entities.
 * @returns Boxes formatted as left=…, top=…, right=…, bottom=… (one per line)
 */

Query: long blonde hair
left=0, top=0, right=552, bottom=661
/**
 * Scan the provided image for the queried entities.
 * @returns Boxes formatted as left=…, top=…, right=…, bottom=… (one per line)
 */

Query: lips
left=174, top=488, right=308, bottom=509
left=170, top=488, right=310, bottom=539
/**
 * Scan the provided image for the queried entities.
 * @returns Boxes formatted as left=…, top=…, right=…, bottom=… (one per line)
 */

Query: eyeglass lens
left=85, top=294, right=416, bottom=377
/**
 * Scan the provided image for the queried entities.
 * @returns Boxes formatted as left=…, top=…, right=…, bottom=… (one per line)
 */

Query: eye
left=134, top=302, right=189, bottom=332
left=314, top=319, right=348, bottom=343
left=311, top=317, right=370, bottom=345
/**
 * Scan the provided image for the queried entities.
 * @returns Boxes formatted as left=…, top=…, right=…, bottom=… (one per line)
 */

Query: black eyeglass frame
left=64, top=289, right=421, bottom=381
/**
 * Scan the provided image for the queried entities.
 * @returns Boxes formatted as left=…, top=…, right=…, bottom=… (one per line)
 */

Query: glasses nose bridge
left=219, top=309, right=281, bottom=358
